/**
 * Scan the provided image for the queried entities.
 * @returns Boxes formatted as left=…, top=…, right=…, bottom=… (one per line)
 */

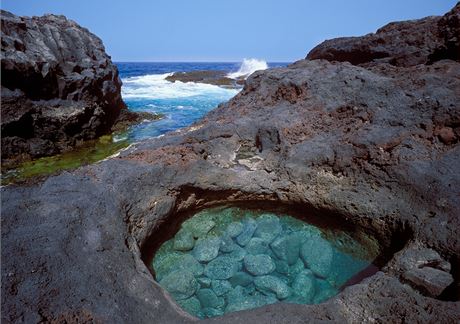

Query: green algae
left=152, top=206, right=380, bottom=319
left=1, top=133, right=129, bottom=185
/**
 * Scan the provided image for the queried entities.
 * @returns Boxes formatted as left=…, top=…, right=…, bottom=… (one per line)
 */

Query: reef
left=1, top=3, right=459, bottom=323
left=166, top=70, right=245, bottom=88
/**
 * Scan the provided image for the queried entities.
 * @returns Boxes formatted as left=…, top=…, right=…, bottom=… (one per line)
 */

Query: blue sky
left=2, top=0, right=457, bottom=62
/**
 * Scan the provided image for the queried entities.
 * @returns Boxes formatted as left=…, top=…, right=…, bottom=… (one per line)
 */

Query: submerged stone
left=178, top=296, right=201, bottom=315
left=236, top=219, right=257, bottom=246
left=227, top=245, right=247, bottom=262
left=244, top=254, right=276, bottom=276
left=193, top=237, right=221, bottom=262
left=202, top=307, right=224, bottom=318
left=183, top=216, right=216, bottom=238
left=154, top=253, right=203, bottom=280
left=196, top=288, right=224, bottom=309
left=243, top=283, right=256, bottom=295
left=153, top=252, right=184, bottom=281
left=270, top=232, right=301, bottom=265
left=211, top=280, right=232, bottom=296
left=226, top=286, right=277, bottom=313
left=275, top=260, right=289, bottom=275
left=254, top=214, right=282, bottom=243
left=229, top=272, right=254, bottom=287
left=159, top=270, right=198, bottom=300
left=174, top=254, right=204, bottom=277
left=197, top=277, right=212, bottom=288
left=288, top=258, right=306, bottom=280
left=152, top=206, right=377, bottom=319
left=246, top=237, right=269, bottom=255
left=226, top=285, right=245, bottom=304
left=225, top=221, right=244, bottom=238
left=254, top=275, right=291, bottom=299
left=300, top=236, right=333, bottom=278
left=204, top=256, right=238, bottom=279
left=292, top=269, right=316, bottom=302
left=173, top=229, right=195, bottom=251
left=220, top=235, right=237, bottom=253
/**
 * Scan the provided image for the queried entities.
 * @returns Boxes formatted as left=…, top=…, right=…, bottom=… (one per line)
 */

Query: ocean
left=116, top=60, right=287, bottom=141
left=2, top=60, right=288, bottom=183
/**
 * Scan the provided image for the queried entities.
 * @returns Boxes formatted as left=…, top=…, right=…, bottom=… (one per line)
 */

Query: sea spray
left=121, top=73, right=238, bottom=100
left=227, top=58, right=268, bottom=79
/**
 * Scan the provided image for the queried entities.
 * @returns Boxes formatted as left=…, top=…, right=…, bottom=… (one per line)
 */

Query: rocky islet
left=152, top=207, right=378, bottom=319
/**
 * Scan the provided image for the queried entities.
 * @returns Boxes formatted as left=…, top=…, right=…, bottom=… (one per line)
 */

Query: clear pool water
left=152, top=206, right=379, bottom=319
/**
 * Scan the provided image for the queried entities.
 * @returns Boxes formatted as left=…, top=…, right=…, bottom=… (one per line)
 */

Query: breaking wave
left=227, top=58, right=268, bottom=79
left=121, top=73, right=238, bottom=100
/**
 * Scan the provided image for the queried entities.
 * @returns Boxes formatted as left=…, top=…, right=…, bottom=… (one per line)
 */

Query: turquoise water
left=152, top=206, right=379, bottom=319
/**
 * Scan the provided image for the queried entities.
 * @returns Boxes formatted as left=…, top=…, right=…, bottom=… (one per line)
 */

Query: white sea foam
left=121, top=73, right=238, bottom=100
left=227, top=58, right=268, bottom=79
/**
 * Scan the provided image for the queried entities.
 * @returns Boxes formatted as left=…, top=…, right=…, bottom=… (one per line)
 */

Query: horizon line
left=113, top=60, right=295, bottom=63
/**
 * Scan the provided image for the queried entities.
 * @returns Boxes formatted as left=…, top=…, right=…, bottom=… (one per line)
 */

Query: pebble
left=204, top=256, right=239, bottom=279
left=300, top=237, right=333, bottom=278
left=244, top=254, right=275, bottom=276
left=254, top=275, right=291, bottom=299
left=236, top=219, right=257, bottom=246
left=193, top=237, right=221, bottom=262
left=159, top=270, right=198, bottom=300
left=173, top=229, right=195, bottom=251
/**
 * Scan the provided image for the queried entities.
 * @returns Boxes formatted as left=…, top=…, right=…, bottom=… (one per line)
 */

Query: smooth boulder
left=204, top=256, right=239, bottom=280
left=244, top=254, right=276, bottom=276
left=159, top=270, right=198, bottom=300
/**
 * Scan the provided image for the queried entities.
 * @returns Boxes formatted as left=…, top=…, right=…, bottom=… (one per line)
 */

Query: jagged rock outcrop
left=1, top=10, right=126, bottom=166
left=166, top=70, right=245, bottom=88
left=1, top=3, right=459, bottom=324
left=307, top=3, right=460, bottom=67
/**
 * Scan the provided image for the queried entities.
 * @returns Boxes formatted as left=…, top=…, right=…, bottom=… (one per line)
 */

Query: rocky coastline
left=0, top=10, right=152, bottom=169
left=165, top=70, right=245, bottom=88
left=1, top=4, right=459, bottom=323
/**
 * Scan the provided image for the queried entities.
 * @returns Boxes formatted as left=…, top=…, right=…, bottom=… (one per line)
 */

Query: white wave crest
left=227, top=58, right=268, bottom=79
left=121, top=73, right=239, bottom=100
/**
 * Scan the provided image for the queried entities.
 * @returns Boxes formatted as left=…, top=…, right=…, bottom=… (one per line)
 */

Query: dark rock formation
left=111, top=110, right=163, bottom=134
left=2, top=3, right=459, bottom=324
left=166, top=70, right=245, bottom=88
left=307, top=3, right=460, bottom=67
left=1, top=10, right=126, bottom=166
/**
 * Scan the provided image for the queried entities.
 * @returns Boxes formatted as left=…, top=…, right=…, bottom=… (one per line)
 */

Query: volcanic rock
left=253, top=275, right=291, bottom=299
left=166, top=70, right=245, bottom=88
left=1, top=4, right=459, bottom=324
left=307, top=3, right=460, bottom=67
left=244, top=255, right=276, bottom=276
left=1, top=10, right=128, bottom=167
left=159, top=270, right=198, bottom=300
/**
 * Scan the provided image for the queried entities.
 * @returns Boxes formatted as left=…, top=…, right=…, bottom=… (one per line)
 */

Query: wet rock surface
left=165, top=70, right=245, bottom=88
left=1, top=10, right=128, bottom=167
left=2, top=4, right=460, bottom=323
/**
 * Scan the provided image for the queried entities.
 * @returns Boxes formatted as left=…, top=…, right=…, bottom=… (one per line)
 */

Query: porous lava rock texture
left=1, top=10, right=126, bottom=166
left=307, top=3, right=460, bottom=67
left=2, top=4, right=459, bottom=324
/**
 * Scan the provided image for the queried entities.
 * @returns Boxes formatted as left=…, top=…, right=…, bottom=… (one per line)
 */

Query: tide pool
left=152, top=206, right=380, bottom=319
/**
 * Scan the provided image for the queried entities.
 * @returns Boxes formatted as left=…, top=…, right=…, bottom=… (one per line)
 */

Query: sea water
left=118, top=60, right=286, bottom=141
left=152, top=206, right=379, bottom=319
left=2, top=60, right=286, bottom=183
